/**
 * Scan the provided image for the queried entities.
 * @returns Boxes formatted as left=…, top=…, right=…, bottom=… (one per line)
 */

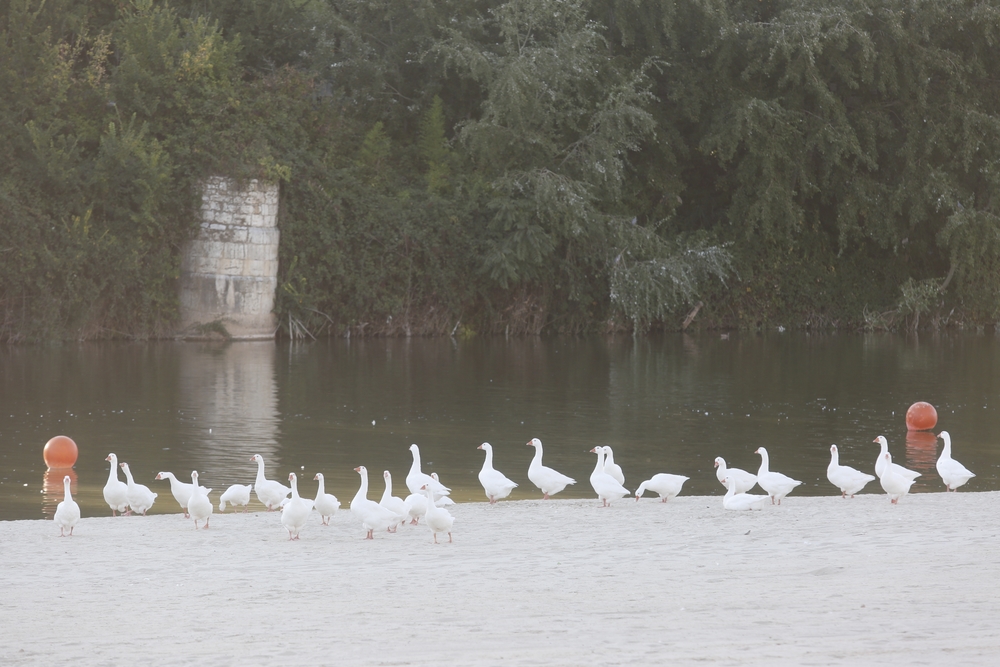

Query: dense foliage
left=2, top=0, right=999, bottom=340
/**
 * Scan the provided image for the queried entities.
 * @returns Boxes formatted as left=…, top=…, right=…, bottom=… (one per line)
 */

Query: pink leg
left=543, top=493, right=549, bottom=500
left=433, top=533, right=439, bottom=544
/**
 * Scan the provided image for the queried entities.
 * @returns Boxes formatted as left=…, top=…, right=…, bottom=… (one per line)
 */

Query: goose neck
left=353, top=470, right=369, bottom=505
left=530, top=444, right=543, bottom=467
left=758, top=450, right=770, bottom=474
left=592, top=449, right=605, bottom=475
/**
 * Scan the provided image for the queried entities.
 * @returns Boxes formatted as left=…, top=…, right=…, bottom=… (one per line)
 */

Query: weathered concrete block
left=178, top=177, right=280, bottom=339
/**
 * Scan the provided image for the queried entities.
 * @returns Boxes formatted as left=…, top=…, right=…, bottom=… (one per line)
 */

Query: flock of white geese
left=52, top=431, right=975, bottom=540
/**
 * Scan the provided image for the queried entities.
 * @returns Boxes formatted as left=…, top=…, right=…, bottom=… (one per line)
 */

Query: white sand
left=2, top=492, right=998, bottom=666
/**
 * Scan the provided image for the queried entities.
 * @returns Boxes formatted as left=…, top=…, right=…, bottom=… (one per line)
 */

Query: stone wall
left=178, top=177, right=280, bottom=339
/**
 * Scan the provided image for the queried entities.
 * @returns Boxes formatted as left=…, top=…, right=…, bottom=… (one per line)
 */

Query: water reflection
left=176, top=342, right=280, bottom=489
left=41, top=468, right=77, bottom=519
left=906, top=430, right=940, bottom=488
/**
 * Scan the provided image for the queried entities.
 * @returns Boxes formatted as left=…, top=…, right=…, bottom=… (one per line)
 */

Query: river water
left=1, top=333, right=997, bottom=521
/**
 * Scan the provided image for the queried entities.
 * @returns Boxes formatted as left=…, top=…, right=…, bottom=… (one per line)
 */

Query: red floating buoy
left=905, top=402, right=938, bottom=432
left=43, top=435, right=78, bottom=469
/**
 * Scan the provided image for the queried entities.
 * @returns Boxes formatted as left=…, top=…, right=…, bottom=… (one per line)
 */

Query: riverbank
left=2, top=492, right=998, bottom=666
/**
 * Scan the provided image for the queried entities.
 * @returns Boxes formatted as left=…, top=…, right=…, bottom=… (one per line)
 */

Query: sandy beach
left=2, top=492, right=998, bottom=666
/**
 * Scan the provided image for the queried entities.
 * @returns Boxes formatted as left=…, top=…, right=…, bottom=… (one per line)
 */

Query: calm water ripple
left=1, top=332, right=998, bottom=521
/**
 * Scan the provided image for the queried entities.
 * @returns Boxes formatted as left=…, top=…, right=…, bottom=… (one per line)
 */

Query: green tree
left=434, top=0, right=729, bottom=329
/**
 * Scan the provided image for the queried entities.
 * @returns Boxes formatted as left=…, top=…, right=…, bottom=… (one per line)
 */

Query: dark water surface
left=2, top=333, right=998, bottom=521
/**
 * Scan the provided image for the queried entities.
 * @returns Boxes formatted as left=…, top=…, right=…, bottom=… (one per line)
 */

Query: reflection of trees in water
left=177, top=343, right=280, bottom=491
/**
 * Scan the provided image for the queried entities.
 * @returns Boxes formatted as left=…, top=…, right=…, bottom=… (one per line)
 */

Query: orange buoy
left=43, top=435, right=78, bottom=469
left=905, top=402, right=938, bottom=431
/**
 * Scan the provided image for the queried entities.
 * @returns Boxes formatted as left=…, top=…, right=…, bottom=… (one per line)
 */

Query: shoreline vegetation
left=4, top=0, right=1000, bottom=343
left=4, top=493, right=999, bottom=665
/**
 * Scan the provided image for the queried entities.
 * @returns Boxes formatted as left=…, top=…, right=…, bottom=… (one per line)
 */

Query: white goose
left=155, top=471, right=204, bottom=518
left=119, top=462, right=157, bottom=515
left=635, top=473, right=689, bottom=502
left=722, top=474, right=769, bottom=511
left=281, top=473, right=313, bottom=540
left=54, top=475, right=81, bottom=536
left=378, top=470, right=407, bottom=530
left=936, top=431, right=975, bottom=491
left=477, top=443, right=518, bottom=504
left=602, top=446, right=626, bottom=485
left=878, top=452, right=915, bottom=504
left=219, top=484, right=252, bottom=512
left=713, top=456, right=757, bottom=494
left=754, top=447, right=802, bottom=505
left=405, top=444, right=450, bottom=500
left=187, top=471, right=213, bottom=529
left=313, top=473, right=341, bottom=525
left=422, top=484, right=455, bottom=544
left=350, top=466, right=400, bottom=539
left=526, top=438, right=576, bottom=499
left=103, top=453, right=129, bottom=516
left=402, top=491, right=429, bottom=525
left=588, top=447, right=630, bottom=506
left=873, top=436, right=921, bottom=481
left=826, top=444, right=875, bottom=498
left=250, top=454, right=290, bottom=510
